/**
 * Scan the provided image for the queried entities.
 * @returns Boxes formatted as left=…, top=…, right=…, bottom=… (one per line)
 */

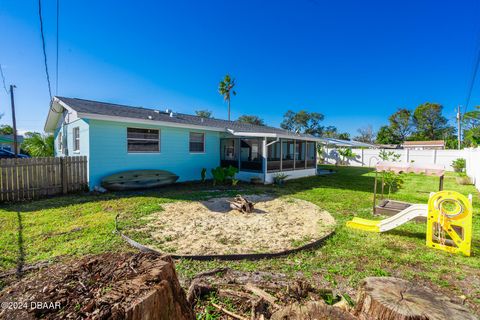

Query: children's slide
left=346, top=204, right=428, bottom=232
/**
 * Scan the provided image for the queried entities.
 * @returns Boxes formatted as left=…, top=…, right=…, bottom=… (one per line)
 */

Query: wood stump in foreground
left=355, top=277, right=477, bottom=320
left=0, top=253, right=194, bottom=320
left=229, top=195, right=255, bottom=213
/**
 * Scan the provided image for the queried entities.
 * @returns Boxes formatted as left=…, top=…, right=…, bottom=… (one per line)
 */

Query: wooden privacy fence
left=0, top=156, right=88, bottom=202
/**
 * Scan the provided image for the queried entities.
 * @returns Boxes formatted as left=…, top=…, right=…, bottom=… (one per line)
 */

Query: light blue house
left=44, top=97, right=320, bottom=189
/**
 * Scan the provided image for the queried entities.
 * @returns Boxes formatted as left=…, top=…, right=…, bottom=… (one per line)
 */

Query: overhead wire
left=464, top=18, right=480, bottom=115
left=55, top=0, right=59, bottom=95
left=38, top=0, right=61, bottom=114
left=0, top=64, right=8, bottom=95
left=38, top=0, right=53, bottom=100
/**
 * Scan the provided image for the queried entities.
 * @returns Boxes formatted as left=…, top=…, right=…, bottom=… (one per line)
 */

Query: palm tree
left=218, top=74, right=236, bottom=121
left=22, top=133, right=54, bottom=157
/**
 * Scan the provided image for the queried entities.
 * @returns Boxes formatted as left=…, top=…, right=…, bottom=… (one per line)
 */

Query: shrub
left=273, top=173, right=288, bottom=186
left=382, top=170, right=404, bottom=196
left=451, top=158, right=466, bottom=173
left=456, top=172, right=472, bottom=185
left=379, top=150, right=401, bottom=162
left=211, top=165, right=239, bottom=186
left=337, top=148, right=357, bottom=165
left=200, top=168, right=207, bottom=182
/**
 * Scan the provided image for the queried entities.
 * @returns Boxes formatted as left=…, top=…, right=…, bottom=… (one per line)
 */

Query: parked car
left=0, top=149, right=30, bottom=159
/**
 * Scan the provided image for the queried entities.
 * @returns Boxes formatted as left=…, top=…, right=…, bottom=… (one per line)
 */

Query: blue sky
left=0, top=0, right=479, bottom=135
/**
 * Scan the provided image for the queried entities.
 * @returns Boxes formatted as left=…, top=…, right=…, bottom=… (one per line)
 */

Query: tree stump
left=229, top=195, right=255, bottom=213
left=354, top=277, right=477, bottom=320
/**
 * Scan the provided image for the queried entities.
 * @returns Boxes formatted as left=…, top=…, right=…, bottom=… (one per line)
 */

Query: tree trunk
left=354, top=277, right=477, bottom=320
left=228, top=98, right=231, bottom=121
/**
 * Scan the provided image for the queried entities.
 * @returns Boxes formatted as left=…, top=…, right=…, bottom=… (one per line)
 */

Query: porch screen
left=281, top=139, right=294, bottom=170
left=127, top=128, right=160, bottom=153
left=240, top=139, right=262, bottom=172
left=295, top=140, right=306, bottom=169
left=221, top=138, right=239, bottom=168
left=267, top=139, right=281, bottom=172
left=306, top=141, right=316, bottom=168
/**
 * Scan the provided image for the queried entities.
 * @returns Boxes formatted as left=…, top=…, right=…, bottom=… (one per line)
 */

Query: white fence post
left=465, top=147, right=480, bottom=190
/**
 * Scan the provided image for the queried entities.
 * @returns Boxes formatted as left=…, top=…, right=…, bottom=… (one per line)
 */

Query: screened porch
left=220, top=137, right=317, bottom=174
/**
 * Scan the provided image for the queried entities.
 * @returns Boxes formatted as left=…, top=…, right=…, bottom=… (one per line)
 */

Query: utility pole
left=9, top=85, right=18, bottom=157
left=456, top=105, right=461, bottom=150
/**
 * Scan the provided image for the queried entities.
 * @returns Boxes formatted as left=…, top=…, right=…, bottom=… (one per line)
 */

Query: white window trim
left=189, top=132, right=206, bottom=154
left=73, top=127, right=80, bottom=152
left=127, top=127, right=161, bottom=154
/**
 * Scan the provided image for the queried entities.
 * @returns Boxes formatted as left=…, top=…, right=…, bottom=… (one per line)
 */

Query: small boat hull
left=101, top=170, right=179, bottom=191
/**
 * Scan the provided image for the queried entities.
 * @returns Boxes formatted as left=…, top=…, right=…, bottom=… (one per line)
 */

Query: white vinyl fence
left=322, top=147, right=480, bottom=191
left=465, top=148, right=480, bottom=190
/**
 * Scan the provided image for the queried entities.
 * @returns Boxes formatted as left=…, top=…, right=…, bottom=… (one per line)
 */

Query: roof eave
left=226, top=129, right=322, bottom=141
left=44, top=98, right=64, bottom=133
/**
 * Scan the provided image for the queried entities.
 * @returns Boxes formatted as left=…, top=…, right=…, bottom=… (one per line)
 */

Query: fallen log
left=244, top=282, right=280, bottom=309
left=354, top=277, right=477, bottom=320
left=229, top=195, right=255, bottom=213
left=218, top=288, right=255, bottom=300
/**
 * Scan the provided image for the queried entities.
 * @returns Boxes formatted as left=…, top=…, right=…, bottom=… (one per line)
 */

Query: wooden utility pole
left=456, top=105, right=461, bottom=150
left=9, top=84, right=18, bottom=156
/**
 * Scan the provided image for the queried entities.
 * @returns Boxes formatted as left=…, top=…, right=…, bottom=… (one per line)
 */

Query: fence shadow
left=16, top=211, right=25, bottom=278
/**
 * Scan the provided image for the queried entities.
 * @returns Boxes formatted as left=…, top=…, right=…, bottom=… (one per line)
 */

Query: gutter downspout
left=266, top=137, right=279, bottom=147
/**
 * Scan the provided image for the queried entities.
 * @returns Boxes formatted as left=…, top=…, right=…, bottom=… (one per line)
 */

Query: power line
left=0, top=64, right=8, bottom=95
left=55, top=0, right=59, bottom=95
left=464, top=23, right=480, bottom=114
left=38, top=0, right=52, bottom=99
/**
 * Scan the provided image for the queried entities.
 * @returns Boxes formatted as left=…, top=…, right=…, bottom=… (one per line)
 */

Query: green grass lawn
left=1, top=166, right=479, bottom=310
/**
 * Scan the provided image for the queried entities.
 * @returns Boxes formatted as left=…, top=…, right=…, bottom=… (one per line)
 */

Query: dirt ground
left=142, top=195, right=335, bottom=255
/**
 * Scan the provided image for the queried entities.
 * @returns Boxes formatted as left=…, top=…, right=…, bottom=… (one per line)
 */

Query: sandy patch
left=142, top=195, right=335, bottom=255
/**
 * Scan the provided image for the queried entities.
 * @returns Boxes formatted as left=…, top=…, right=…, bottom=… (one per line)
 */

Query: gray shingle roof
left=57, top=97, right=318, bottom=139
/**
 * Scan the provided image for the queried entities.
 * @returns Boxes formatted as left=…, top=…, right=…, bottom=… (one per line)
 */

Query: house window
left=73, top=127, right=80, bottom=151
left=127, top=128, right=160, bottom=153
left=189, top=132, right=205, bottom=153
left=58, top=133, right=63, bottom=151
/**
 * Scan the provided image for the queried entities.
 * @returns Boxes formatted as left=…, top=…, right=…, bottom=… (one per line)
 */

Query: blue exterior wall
left=54, top=118, right=90, bottom=159
left=87, top=119, right=221, bottom=189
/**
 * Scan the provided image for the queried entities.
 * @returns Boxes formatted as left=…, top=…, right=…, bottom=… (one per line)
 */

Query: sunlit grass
left=0, top=166, right=478, bottom=309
